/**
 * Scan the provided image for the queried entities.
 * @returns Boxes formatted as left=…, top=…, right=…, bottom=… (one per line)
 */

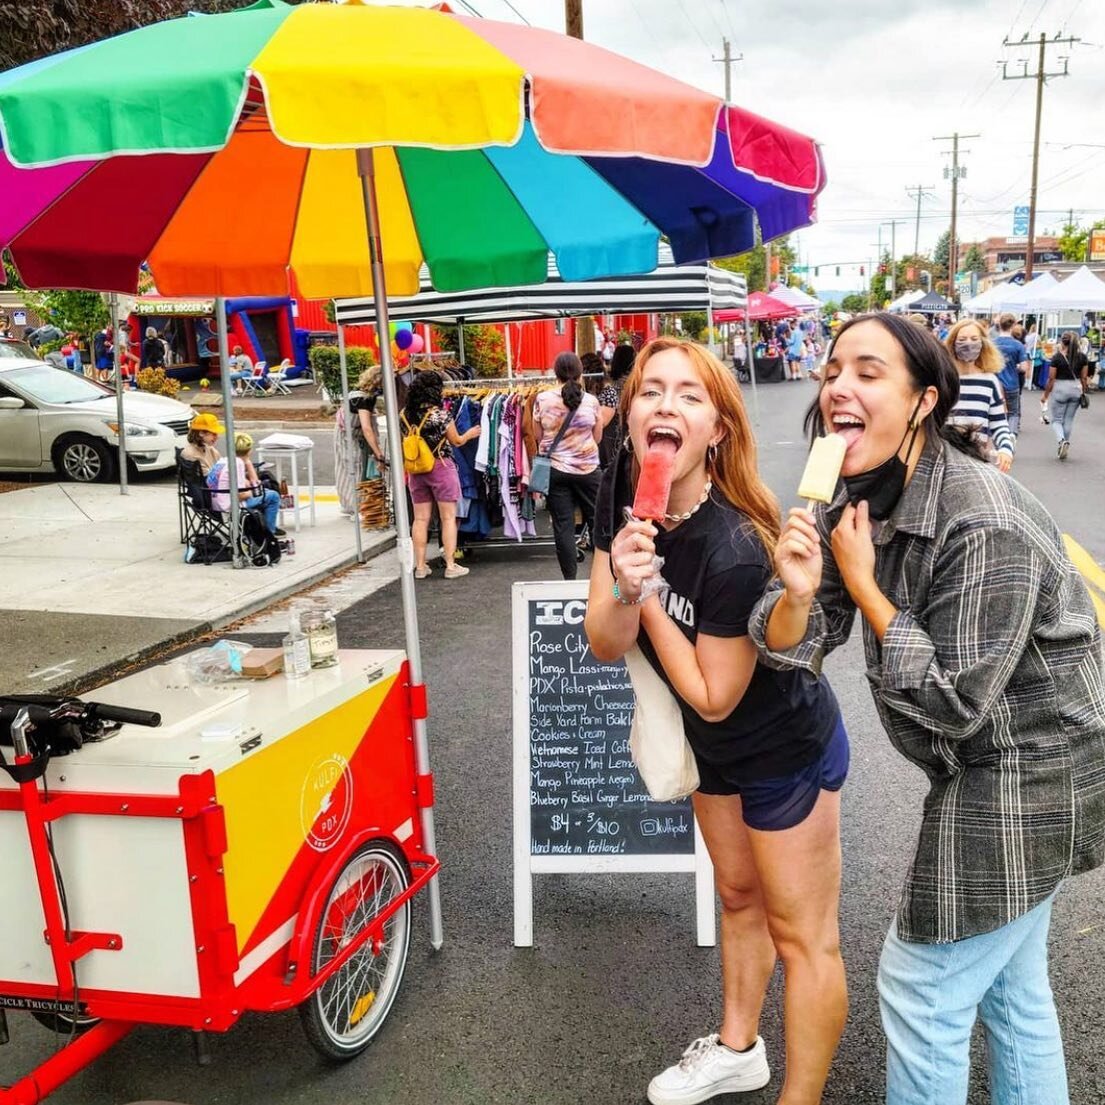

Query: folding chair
left=177, top=452, right=233, bottom=563
left=242, top=361, right=270, bottom=396
left=266, top=358, right=294, bottom=395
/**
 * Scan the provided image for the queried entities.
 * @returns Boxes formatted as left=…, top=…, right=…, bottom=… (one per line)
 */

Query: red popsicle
left=633, top=441, right=677, bottom=520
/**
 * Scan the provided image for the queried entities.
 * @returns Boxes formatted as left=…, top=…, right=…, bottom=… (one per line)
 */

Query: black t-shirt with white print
left=595, top=455, right=839, bottom=781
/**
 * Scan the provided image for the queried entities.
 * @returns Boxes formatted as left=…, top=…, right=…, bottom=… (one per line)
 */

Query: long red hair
left=620, top=338, right=780, bottom=556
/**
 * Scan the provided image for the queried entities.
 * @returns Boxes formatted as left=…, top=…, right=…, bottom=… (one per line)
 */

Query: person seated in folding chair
left=227, top=346, right=255, bottom=396
left=210, top=432, right=285, bottom=536
left=181, top=411, right=224, bottom=476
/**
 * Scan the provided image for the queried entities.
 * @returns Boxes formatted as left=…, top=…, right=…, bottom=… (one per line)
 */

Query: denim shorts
left=696, top=717, right=849, bottom=832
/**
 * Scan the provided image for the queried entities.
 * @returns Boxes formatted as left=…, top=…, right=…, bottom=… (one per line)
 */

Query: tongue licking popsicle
left=632, top=435, right=678, bottom=520
left=797, top=433, right=847, bottom=509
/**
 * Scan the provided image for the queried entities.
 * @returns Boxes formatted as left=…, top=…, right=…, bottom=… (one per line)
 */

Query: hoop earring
left=623, top=434, right=634, bottom=455
left=707, top=442, right=719, bottom=466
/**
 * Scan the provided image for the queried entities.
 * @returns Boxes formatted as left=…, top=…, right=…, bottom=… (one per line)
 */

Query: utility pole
left=906, top=184, right=936, bottom=257
left=565, top=0, right=583, bottom=41
left=712, top=38, right=743, bottom=102
left=932, top=132, right=978, bottom=299
left=880, top=219, right=905, bottom=297
left=1001, top=32, right=1077, bottom=279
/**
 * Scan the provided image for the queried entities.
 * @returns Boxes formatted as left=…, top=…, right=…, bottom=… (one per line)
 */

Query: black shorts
left=695, top=717, right=849, bottom=831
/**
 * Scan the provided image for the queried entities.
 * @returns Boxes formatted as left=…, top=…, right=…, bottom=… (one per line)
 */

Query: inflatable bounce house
left=127, top=296, right=310, bottom=383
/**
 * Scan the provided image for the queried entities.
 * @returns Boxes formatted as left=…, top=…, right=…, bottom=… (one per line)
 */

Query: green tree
left=23, top=289, right=108, bottom=350
left=961, top=244, right=986, bottom=275
left=840, top=293, right=867, bottom=314
left=714, top=234, right=796, bottom=294
left=1, top=1, right=303, bottom=70
left=933, top=229, right=951, bottom=271
left=2, top=251, right=25, bottom=290
left=821, top=300, right=840, bottom=316
left=1057, top=222, right=1089, bottom=261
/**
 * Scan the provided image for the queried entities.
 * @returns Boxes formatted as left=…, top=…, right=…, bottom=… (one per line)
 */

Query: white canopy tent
left=886, top=289, right=925, bottom=313
left=988, top=272, right=1059, bottom=312
left=1033, top=266, right=1105, bottom=312
left=963, top=285, right=996, bottom=313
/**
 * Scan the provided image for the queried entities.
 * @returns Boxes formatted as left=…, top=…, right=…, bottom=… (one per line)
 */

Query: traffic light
left=815, top=266, right=820, bottom=277
left=835, top=266, right=840, bottom=276
left=860, top=265, right=865, bottom=276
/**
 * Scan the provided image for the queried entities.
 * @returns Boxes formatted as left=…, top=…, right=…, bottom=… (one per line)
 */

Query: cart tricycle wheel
left=30, top=1007, right=100, bottom=1036
left=299, top=840, right=412, bottom=1061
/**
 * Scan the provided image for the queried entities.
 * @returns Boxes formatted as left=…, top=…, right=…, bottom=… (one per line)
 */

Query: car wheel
left=54, top=435, right=116, bottom=483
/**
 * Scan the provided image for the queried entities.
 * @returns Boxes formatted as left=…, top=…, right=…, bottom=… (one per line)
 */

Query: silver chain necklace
left=663, top=479, right=712, bottom=523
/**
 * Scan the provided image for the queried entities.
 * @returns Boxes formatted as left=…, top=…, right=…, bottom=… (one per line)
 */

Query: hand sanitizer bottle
left=282, top=609, right=311, bottom=680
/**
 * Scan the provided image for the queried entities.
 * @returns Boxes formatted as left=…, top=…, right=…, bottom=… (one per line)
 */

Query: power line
left=675, top=0, right=711, bottom=49
left=497, top=0, right=530, bottom=24
left=717, top=0, right=738, bottom=40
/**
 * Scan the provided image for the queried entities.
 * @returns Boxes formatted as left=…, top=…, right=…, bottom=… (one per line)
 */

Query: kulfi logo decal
left=300, top=753, right=354, bottom=852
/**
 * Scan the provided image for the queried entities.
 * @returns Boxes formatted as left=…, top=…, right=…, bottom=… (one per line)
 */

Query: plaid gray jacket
left=750, top=437, right=1105, bottom=943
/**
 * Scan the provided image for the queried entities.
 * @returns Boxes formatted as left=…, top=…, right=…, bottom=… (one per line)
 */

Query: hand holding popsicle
left=797, top=432, right=847, bottom=510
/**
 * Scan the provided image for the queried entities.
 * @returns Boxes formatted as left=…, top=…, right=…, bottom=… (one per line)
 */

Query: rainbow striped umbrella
left=0, top=1, right=824, bottom=298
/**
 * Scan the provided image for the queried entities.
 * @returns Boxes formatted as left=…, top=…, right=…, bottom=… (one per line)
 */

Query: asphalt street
left=4, top=377, right=1105, bottom=1105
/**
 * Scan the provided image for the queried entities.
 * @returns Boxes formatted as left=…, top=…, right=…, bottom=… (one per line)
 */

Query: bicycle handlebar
left=87, top=703, right=162, bottom=728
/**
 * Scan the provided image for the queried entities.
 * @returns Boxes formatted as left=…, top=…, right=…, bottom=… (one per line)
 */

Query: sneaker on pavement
left=647, top=1034, right=770, bottom=1105
left=1059, top=439, right=1070, bottom=459
left=414, top=565, right=432, bottom=579
left=444, top=563, right=469, bottom=579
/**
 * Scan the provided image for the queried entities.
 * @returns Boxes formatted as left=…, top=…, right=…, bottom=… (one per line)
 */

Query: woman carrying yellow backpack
left=402, top=371, right=480, bottom=579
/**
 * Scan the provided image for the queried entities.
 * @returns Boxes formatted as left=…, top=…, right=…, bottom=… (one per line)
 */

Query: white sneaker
left=647, top=1034, right=770, bottom=1105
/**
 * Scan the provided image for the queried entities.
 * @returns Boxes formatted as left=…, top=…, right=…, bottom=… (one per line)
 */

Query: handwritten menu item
left=526, top=598, right=693, bottom=857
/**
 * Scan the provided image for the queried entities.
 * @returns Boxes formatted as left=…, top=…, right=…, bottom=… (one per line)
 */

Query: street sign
left=1013, top=206, right=1030, bottom=236
left=790, top=265, right=809, bottom=274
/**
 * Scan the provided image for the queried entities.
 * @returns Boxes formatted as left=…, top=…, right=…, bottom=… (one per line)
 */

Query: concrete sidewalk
left=0, top=480, right=393, bottom=695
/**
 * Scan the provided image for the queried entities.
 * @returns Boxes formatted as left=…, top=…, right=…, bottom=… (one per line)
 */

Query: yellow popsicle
left=798, top=433, right=847, bottom=506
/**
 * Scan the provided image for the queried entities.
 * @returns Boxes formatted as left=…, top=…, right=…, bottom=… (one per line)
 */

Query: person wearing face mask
left=750, top=312, right=1105, bottom=1105
left=1041, top=330, right=1090, bottom=460
left=587, top=338, right=847, bottom=1105
left=942, top=319, right=1014, bottom=473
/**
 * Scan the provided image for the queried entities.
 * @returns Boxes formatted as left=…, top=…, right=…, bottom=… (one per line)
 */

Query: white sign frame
left=511, top=580, right=715, bottom=948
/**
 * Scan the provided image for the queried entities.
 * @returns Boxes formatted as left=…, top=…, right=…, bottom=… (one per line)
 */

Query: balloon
left=407, top=333, right=424, bottom=354
left=395, top=321, right=413, bottom=333
left=396, top=353, right=410, bottom=368
left=395, top=329, right=414, bottom=351
left=388, top=322, right=398, bottom=338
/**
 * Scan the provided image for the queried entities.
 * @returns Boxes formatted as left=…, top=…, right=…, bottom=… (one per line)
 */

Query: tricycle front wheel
left=299, top=841, right=412, bottom=1061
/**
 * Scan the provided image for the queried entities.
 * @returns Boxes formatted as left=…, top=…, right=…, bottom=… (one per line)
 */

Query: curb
left=57, top=532, right=396, bottom=697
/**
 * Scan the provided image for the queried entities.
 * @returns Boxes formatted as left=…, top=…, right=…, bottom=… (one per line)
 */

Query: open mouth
left=645, top=426, right=682, bottom=455
left=829, top=412, right=864, bottom=448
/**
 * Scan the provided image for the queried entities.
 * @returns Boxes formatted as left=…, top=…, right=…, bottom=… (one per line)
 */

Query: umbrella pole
left=457, top=318, right=465, bottom=363
left=706, top=281, right=716, bottom=357
left=109, top=293, right=128, bottom=496
left=337, top=324, right=364, bottom=563
left=216, top=297, right=245, bottom=569
left=504, top=322, right=514, bottom=381
left=357, top=147, right=444, bottom=950
left=745, top=301, right=760, bottom=427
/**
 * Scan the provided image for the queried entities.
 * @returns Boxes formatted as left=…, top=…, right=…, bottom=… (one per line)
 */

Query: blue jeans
left=1004, top=385, right=1021, bottom=437
left=245, top=488, right=280, bottom=533
left=878, top=894, right=1067, bottom=1105
left=1049, top=380, right=1082, bottom=444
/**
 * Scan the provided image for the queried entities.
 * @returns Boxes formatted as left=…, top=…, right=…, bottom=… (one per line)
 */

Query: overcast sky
left=395, top=0, right=1105, bottom=293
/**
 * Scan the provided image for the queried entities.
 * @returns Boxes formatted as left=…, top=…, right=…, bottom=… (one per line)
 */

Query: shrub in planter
left=308, top=343, right=377, bottom=402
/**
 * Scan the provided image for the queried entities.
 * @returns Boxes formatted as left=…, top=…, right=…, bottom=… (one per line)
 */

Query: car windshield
left=0, top=340, right=38, bottom=360
left=5, top=365, right=113, bottom=404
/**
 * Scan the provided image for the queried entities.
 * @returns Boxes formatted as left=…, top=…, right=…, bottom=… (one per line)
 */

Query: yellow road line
left=1063, top=535, right=1105, bottom=627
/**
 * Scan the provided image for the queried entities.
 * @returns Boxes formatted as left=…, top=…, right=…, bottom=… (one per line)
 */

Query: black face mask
left=840, top=395, right=925, bottom=521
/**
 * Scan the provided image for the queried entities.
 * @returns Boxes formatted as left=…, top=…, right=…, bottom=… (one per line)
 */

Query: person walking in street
left=992, top=313, right=1029, bottom=436
left=586, top=338, right=847, bottom=1105
left=1042, top=330, right=1090, bottom=460
left=787, top=323, right=805, bottom=381
left=533, top=352, right=603, bottom=580
left=142, top=326, right=166, bottom=369
left=943, top=319, right=1014, bottom=472
left=755, top=312, right=1105, bottom=1105
left=403, top=369, right=479, bottom=580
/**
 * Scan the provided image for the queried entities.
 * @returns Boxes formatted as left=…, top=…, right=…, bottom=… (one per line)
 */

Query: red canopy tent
left=715, top=291, right=798, bottom=323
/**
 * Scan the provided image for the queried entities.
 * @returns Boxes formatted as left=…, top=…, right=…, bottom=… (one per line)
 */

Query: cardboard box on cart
left=0, top=648, right=427, bottom=1028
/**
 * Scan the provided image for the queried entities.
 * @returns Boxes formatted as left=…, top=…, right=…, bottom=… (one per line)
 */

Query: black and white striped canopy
left=334, top=244, right=747, bottom=326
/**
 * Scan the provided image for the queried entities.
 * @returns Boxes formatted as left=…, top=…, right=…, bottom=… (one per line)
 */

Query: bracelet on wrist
left=613, top=579, right=643, bottom=606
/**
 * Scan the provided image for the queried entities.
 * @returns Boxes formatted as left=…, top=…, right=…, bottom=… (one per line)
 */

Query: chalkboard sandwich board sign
left=512, top=581, right=715, bottom=947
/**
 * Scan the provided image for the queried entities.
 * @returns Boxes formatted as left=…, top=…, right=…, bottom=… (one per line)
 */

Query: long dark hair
left=404, top=369, right=444, bottom=423
left=609, top=343, right=636, bottom=383
left=554, top=351, right=584, bottom=411
left=804, top=312, right=986, bottom=462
